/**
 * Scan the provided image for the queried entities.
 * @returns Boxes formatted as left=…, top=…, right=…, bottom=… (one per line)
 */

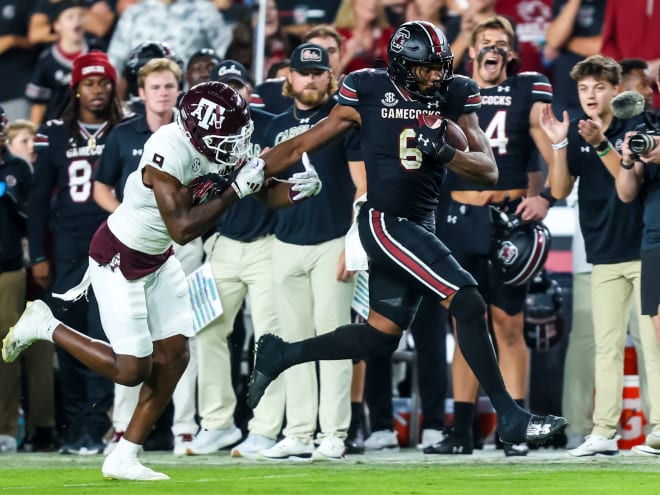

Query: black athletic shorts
left=358, top=203, right=476, bottom=329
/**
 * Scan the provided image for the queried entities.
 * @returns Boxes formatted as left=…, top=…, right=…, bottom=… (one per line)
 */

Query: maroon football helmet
left=178, top=81, right=253, bottom=175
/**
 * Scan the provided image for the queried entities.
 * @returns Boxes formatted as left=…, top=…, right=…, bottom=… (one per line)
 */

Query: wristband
left=594, top=139, right=610, bottom=153
left=539, top=187, right=557, bottom=207
left=597, top=144, right=612, bottom=157
left=620, top=160, right=635, bottom=170
left=551, top=138, right=568, bottom=150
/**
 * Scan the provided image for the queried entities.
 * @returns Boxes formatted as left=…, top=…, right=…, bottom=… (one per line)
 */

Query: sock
left=282, top=323, right=400, bottom=367
left=112, top=437, right=141, bottom=458
left=449, top=288, right=522, bottom=420
left=452, top=402, right=475, bottom=437
left=43, top=314, right=60, bottom=343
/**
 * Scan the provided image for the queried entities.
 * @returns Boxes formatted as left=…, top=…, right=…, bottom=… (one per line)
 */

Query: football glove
left=231, top=157, right=265, bottom=199
left=189, top=173, right=231, bottom=204
left=416, top=119, right=456, bottom=165
left=287, top=152, right=322, bottom=203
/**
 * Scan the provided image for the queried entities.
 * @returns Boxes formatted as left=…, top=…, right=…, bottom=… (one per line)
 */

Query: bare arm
left=565, top=35, right=602, bottom=57
left=84, top=1, right=116, bottom=38
left=616, top=131, right=644, bottom=202
left=450, top=112, right=498, bottom=187
left=145, top=165, right=241, bottom=245
left=538, top=103, right=575, bottom=199
left=30, top=103, right=46, bottom=127
left=0, top=34, right=34, bottom=55
left=93, top=181, right=120, bottom=212
left=262, top=104, right=360, bottom=177
left=544, top=0, right=581, bottom=49
left=28, top=13, right=58, bottom=45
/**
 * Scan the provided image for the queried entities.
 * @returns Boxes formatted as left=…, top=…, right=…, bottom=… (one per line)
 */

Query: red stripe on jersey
left=34, top=135, right=48, bottom=145
left=418, top=22, right=443, bottom=54
left=466, top=95, right=482, bottom=105
left=533, top=82, right=553, bottom=94
left=339, top=85, right=358, bottom=100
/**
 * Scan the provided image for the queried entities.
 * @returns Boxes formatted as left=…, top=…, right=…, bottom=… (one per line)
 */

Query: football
left=420, top=115, right=469, bottom=151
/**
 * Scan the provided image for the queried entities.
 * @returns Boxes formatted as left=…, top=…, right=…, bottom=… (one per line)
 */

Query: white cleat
left=102, top=456, right=169, bottom=481
left=2, top=300, right=53, bottom=363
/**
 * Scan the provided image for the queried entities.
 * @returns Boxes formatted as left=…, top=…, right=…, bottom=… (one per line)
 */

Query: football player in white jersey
left=2, top=81, right=321, bottom=480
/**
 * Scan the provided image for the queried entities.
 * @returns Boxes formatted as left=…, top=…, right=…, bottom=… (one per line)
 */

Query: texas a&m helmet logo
left=390, top=28, right=410, bottom=53
left=189, top=97, right=226, bottom=131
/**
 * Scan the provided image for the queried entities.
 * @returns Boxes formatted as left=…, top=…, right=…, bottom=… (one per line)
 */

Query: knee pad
left=364, top=323, right=401, bottom=356
left=449, top=286, right=487, bottom=322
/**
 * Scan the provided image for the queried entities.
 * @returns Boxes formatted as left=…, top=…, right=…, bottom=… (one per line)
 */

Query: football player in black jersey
left=26, top=51, right=123, bottom=455
left=247, top=20, right=567, bottom=447
left=427, top=16, right=555, bottom=456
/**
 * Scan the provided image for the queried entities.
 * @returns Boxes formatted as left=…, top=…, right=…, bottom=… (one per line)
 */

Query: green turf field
left=1, top=450, right=659, bottom=495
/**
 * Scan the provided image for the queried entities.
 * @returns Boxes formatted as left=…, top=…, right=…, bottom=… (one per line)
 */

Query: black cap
left=290, top=43, right=330, bottom=72
left=211, top=60, right=251, bottom=87
left=47, top=0, right=85, bottom=22
left=186, top=48, right=222, bottom=70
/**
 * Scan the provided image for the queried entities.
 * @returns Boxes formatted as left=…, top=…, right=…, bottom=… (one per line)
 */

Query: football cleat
left=423, top=428, right=473, bottom=455
left=523, top=414, right=567, bottom=446
left=246, top=334, right=286, bottom=409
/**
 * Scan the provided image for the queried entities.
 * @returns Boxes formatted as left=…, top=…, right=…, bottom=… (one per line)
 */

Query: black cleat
left=503, top=442, right=530, bottom=456
left=423, top=428, right=473, bottom=455
left=523, top=414, right=567, bottom=446
left=246, top=334, right=286, bottom=409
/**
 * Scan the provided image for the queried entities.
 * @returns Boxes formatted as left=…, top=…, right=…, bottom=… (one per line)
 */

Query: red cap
left=70, top=51, right=117, bottom=88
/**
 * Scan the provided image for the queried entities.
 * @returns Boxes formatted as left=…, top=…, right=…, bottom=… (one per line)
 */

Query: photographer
left=616, top=121, right=660, bottom=456
left=539, top=55, right=660, bottom=457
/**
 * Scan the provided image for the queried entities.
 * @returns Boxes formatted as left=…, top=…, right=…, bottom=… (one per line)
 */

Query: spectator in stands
left=620, top=58, right=654, bottom=110
left=25, top=1, right=91, bottom=125
left=28, top=0, right=116, bottom=50
left=184, top=48, right=223, bottom=90
left=107, top=0, right=231, bottom=78
left=0, top=0, right=38, bottom=121
left=6, top=120, right=37, bottom=165
left=545, top=0, right=606, bottom=119
left=333, top=0, right=394, bottom=74
left=540, top=55, right=660, bottom=457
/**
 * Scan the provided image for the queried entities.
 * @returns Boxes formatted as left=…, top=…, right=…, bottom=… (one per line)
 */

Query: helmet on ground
left=387, top=20, right=454, bottom=102
left=524, top=270, right=564, bottom=352
left=489, top=206, right=551, bottom=286
left=178, top=81, right=253, bottom=175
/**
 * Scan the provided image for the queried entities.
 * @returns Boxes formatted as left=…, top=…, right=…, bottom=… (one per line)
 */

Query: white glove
left=287, top=152, right=323, bottom=203
left=231, top=157, right=265, bottom=199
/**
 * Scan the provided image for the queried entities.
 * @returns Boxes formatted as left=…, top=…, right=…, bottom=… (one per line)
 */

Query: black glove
left=416, top=119, right=456, bottom=165
left=189, top=173, right=231, bottom=204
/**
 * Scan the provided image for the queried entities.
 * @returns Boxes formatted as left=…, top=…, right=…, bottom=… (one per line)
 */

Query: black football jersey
left=28, top=119, right=110, bottom=262
left=448, top=72, right=552, bottom=192
left=336, top=69, right=481, bottom=220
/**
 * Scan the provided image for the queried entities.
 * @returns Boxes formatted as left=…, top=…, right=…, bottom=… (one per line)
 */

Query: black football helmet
left=178, top=81, right=253, bottom=175
left=123, top=41, right=183, bottom=97
left=387, top=20, right=454, bottom=102
left=489, top=206, right=551, bottom=286
left=524, top=270, right=564, bottom=352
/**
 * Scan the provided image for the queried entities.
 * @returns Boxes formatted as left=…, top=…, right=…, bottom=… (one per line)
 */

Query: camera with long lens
left=629, top=131, right=658, bottom=155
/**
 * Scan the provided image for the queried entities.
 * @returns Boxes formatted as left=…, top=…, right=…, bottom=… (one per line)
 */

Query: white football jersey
left=107, top=122, right=214, bottom=254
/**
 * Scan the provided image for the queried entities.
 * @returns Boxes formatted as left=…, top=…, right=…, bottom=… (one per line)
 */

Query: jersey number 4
left=483, top=110, right=509, bottom=155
